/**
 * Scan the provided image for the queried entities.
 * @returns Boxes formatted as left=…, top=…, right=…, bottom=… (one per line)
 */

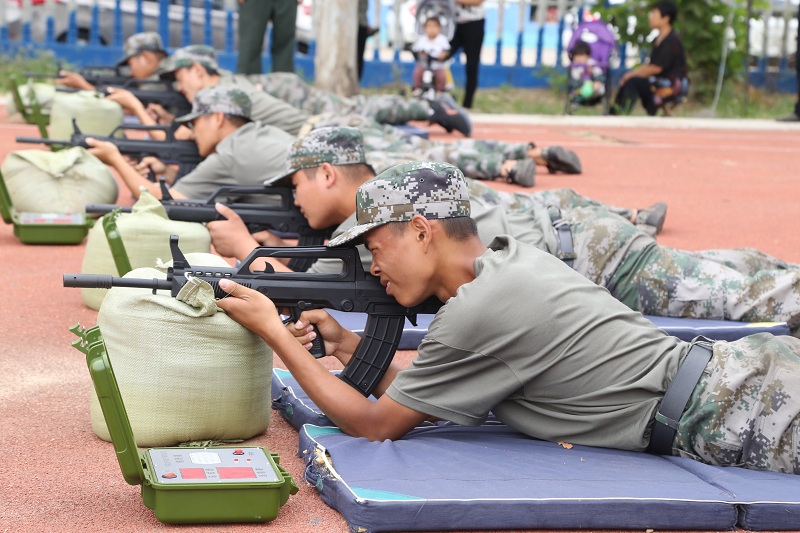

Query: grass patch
left=366, top=80, right=797, bottom=120
left=0, top=48, right=64, bottom=93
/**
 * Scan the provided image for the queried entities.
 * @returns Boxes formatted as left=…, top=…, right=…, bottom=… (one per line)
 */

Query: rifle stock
left=63, top=236, right=442, bottom=397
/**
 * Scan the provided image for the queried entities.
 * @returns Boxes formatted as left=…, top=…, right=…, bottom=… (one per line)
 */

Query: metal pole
left=744, top=0, right=752, bottom=116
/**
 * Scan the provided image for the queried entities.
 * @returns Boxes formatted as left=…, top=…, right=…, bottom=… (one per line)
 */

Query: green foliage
left=0, top=47, right=64, bottom=93
left=593, top=0, right=756, bottom=103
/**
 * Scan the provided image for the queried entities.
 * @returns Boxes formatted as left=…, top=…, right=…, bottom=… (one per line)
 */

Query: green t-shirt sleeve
left=387, top=309, right=525, bottom=426
left=171, top=152, right=235, bottom=200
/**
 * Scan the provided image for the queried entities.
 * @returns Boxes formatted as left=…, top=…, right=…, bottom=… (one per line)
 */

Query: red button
left=162, top=472, right=177, bottom=479
left=232, top=449, right=244, bottom=455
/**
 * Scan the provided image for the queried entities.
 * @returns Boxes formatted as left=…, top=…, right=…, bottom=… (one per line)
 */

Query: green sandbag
left=93, top=259, right=273, bottom=447
left=80, top=191, right=212, bottom=310
left=1, top=147, right=118, bottom=214
left=49, top=90, right=123, bottom=139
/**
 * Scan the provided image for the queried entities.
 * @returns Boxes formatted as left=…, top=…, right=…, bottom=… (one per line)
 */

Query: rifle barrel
left=63, top=274, right=171, bottom=292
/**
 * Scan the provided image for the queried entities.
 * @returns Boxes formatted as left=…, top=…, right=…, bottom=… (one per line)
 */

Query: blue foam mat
left=273, top=369, right=800, bottom=532
left=327, top=310, right=790, bottom=350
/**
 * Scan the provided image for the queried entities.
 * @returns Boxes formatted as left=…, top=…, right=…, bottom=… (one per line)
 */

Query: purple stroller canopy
left=567, top=20, right=617, bottom=68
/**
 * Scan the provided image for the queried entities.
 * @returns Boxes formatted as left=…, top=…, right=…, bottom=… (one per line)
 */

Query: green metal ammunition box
left=0, top=171, right=93, bottom=244
left=72, top=325, right=298, bottom=524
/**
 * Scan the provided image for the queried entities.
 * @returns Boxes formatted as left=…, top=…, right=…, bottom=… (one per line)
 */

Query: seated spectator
left=611, top=1, right=688, bottom=116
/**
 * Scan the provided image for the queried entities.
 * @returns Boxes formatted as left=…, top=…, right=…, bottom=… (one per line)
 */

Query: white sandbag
left=93, top=260, right=273, bottom=446
left=0, top=147, right=118, bottom=214
left=80, top=190, right=211, bottom=310
left=49, top=89, right=123, bottom=140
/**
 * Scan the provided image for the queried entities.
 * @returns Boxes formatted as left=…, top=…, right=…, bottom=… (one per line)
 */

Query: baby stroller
left=412, top=0, right=457, bottom=101
left=564, top=19, right=617, bottom=115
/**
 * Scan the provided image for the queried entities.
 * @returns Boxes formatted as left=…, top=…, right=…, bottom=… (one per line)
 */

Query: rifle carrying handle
left=338, top=315, right=405, bottom=397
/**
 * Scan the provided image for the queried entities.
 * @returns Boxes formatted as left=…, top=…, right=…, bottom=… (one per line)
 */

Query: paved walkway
left=1, top=105, right=798, bottom=533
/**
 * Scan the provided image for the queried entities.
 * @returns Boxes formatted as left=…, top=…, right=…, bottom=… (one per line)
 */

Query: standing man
left=612, top=1, right=687, bottom=116
left=237, top=0, right=298, bottom=75
left=776, top=3, right=800, bottom=122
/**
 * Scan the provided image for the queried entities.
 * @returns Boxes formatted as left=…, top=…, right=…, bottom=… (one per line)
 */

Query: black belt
left=647, top=337, right=714, bottom=455
left=549, top=210, right=576, bottom=268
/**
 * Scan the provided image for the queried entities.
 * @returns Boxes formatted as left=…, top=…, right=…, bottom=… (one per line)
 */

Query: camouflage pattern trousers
left=257, top=72, right=430, bottom=124
left=675, top=333, right=800, bottom=474
left=563, top=207, right=800, bottom=323
left=467, top=182, right=635, bottom=220
left=307, top=113, right=532, bottom=181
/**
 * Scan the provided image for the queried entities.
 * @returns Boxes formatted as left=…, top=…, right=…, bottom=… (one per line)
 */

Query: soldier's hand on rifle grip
left=284, top=315, right=326, bottom=359
left=290, top=310, right=361, bottom=365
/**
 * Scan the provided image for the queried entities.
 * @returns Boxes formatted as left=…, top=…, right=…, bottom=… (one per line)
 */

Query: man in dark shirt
left=612, top=1, right=688, bottom=116
left=776, top=4, right=799, bottom=122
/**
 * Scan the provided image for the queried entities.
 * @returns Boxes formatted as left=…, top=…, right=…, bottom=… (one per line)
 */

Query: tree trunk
left=314, top=0, right=358, bottom=97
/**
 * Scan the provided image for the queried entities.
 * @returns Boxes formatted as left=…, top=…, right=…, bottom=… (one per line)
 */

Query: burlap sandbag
left=49, top=90, right=123, bottom=140
left=0, top=147, right=118, bottom=214
left=80, top=190, right=211, bottom=310
left=7, top=80, right=56, bottom=117
left=92, top=258, right=273, bottom=446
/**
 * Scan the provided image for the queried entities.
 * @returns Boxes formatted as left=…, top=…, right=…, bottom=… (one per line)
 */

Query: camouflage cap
left=175, top=85, right=252, bottom=123
left=266, top=127, right=368, bottom=186
left=159, top=44, right=219, bottom=79
left=327, top=161, right=471, bottom=247
left=117, top=32, right=166, bottom=66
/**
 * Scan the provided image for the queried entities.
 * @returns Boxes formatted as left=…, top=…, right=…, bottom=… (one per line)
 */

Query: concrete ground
left=1, top=105, right=799, bottom=533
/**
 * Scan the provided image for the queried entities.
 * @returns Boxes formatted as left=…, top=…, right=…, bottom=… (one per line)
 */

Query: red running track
left=1, top=108, right=799, bottom=533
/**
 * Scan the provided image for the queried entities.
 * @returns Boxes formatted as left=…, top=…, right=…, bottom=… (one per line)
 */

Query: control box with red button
left=73, top=324, right=298, bottom=524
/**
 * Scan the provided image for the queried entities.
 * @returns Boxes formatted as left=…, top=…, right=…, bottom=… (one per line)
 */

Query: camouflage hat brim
left=263, top=167, right=298, bottom=187
left=117, top=46, right=165, bottom=67
left=158, top=60, right=181, bottom=79
left=327, top=220, right=386, bottom=248
left=174, top=110, right=206, bottom=124
left=116, top=54, right=135, bottom=67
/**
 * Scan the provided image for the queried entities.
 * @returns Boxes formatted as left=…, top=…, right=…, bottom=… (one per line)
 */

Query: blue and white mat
left=273, top=369, right=800, bottom=532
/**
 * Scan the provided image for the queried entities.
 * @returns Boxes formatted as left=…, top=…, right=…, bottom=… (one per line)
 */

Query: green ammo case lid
left=0, top=171, right=15, bottom=224
left=73, top=324, right=146, bottom=485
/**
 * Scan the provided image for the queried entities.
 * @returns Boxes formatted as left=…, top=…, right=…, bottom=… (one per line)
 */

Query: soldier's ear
left=320, top=162, right=337, bottom=188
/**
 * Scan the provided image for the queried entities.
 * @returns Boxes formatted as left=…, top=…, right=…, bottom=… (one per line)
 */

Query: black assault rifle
left=26, top=63, right=135, bottom=89
left=56, top=82, right=192, bottom=116
left=16, top=120, right=201, bottom=179
left=63, top=235, right=443, bottom=397
left=86, top=181, right=335, bottom=272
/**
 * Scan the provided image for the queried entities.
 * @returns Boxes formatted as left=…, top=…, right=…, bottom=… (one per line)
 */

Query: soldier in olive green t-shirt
left=216, top=161, right=800, bottom=475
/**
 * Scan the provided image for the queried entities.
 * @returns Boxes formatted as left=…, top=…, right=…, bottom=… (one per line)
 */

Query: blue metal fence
left=0, top=0, right=796, bottom=94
